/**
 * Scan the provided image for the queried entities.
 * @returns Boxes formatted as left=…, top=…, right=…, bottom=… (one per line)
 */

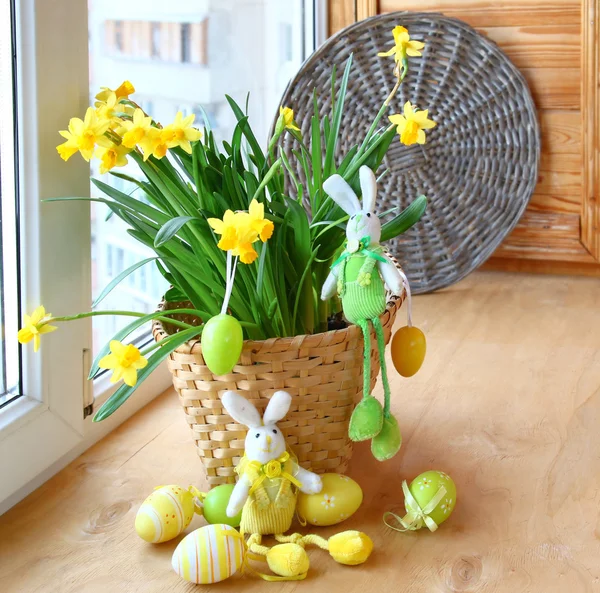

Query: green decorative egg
left=297, top=473, right=363, bottom=526
left=408, top=470, right=456, bottom=527
left=200, top=314, right=243, bottom=375
left=202, top=484, right=241, bottom=527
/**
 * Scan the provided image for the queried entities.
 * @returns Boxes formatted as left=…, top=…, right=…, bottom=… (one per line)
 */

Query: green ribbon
left=331, top=236, right=387, bottom=269
left=383, top=480, right=447, bottom=533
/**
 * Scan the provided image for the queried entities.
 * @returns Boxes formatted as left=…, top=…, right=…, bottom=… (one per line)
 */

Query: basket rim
left=152, top=279, right=405, bottom=355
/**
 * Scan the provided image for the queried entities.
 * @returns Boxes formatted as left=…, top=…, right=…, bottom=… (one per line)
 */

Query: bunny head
left=222, top=390, right=292, bottom=465
left=323, top=166, right=381, bottom=244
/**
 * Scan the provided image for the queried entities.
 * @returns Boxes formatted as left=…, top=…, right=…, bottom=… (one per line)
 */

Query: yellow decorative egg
left=171, top=524, right=244, bottom=584
left=297, top=473, right=363, bottom=526
left=135, top=485, right=198, bottom=543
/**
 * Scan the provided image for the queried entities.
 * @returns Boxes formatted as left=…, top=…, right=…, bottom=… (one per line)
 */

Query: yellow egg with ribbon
left=171, top=524, right=245, bottom=584
left=384, top=470, right=457, bottom=533
left=135, top=485, right=201, bottom=543
left=297, top=473, right=363, bottom=526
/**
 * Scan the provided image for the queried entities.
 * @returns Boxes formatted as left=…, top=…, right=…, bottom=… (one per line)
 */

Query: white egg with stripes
left=171, top=524, right=244, bottom=584
left=135, top=485, right=197, bottom=544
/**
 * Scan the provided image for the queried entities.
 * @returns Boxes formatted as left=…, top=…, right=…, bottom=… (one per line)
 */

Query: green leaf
left=154, top=216, right=198, bottom=248
left=92, top=257, right=157, bottom=308
left=164, top=285, right=188, bottom=302
left=93, top=326, right=201, bottom=422
left=380, top=195, right=428, bottom=242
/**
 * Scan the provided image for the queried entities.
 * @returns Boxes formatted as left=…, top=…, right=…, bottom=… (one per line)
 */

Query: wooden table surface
left=1, top=271, right=600, bottom=593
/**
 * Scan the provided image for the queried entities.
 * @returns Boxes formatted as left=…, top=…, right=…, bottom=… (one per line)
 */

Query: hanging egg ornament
left=172, top=524, right=244, bottom=584
left=202, top=483, right=242, bottom=527
left=135, top=485, right=200, bottom=543
left=200, top=314, right=243, bottom=375
left=407, top=470, right=456, bottom=529
left=297, top=473, right=363, bottom=526
left=391, top=325, right=426, bottom=377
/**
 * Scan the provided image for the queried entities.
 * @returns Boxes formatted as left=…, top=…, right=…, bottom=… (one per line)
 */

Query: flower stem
left=50, top=310, right=193, bottom=331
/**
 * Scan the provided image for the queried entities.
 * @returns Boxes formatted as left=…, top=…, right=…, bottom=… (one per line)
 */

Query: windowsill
left=0, top=395, right=44, bottom=439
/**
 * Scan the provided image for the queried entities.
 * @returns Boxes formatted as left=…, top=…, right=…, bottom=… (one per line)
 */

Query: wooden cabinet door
left=329, top=0, right=600, bottom=276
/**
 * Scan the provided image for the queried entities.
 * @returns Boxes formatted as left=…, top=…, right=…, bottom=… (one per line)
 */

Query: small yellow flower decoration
left=378, top=25, right=425, bottom=63
left=161, top=112, right=203, bottom=154
left=247, top=199, right=275, bottom=242
left=389, top=101, right=436, bottom=146
left=208, top=210, right=239, bottom=251
left=279, top=106, right=300, bottom=132
left=99, top=340, right=148, bottom=387
left=56, top=107, right=111, bottom=162
left=17, top=306, right=57, bottom=352
left=263, top=459, right=283, bottom=479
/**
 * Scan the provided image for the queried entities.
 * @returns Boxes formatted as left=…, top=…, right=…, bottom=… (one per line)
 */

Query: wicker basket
left=153, top=278, right=405, bottom=488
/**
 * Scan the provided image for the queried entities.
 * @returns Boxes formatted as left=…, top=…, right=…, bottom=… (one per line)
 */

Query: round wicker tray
left=276, top=11, right=540, bottom=293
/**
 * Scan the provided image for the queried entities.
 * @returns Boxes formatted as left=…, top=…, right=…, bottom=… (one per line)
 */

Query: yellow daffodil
left=95, top=80, right=135, bottom=103
left=17, top=306, right=57, bottom=352
left=139, top=127, right=169, bottom=160
left=247, top=199, right=274, bottom=242
left=378, top=26, right=425, bottom=63
left=208, top=203, right=273, bottom=264
left=96, top=143, right=131, bottom=174
left=208, top=210, right=239, bottom=251
left=121, top=108, right=154, bottom=148
left=389, top=101, right=436, bottom=146
left=56, top=107, right=111, bottom=162
left=279, top=106, right=300, bottom=132
left=98, top=340, right=148, bottom=387
left=231, top=224, right=259, bottom=264
left=161, top=112, right=203, bottom=154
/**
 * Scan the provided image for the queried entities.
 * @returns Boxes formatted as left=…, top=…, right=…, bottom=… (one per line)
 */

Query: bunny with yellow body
left=222, top=390, right=373, bottom=580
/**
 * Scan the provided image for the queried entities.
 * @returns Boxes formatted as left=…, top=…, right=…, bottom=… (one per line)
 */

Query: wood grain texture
left=521, top=68, right=580, bottom=111
left=380, top=0, right=581, bottom=27
left=329, top=0, right=356, bottom=34
left=484, top=256, right=600, bottom=276
left=493, top=211, right=595, bottom=262
left=540, top=111, right=581, bottom=155
left=356, top=0, right=378, bottom=21
left=480, top=25, right=580, bottom=69
left=580, top=0, right=600, bottom=259
left=2, top=272, right=600, bottom=591
left=536, top=152, right=582, bottom=198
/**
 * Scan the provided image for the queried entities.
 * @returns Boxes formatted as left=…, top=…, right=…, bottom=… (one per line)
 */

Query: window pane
left=0, top=0, right=22, bottom=407
left=88, top=0, right=307, bottom=361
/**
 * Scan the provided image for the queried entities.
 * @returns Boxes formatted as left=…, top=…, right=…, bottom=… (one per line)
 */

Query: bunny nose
left=266, top=435, right=272, bottom=447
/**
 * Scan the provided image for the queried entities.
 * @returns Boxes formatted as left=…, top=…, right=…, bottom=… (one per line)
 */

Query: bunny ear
left=359, top=166, right=377, bottom=212
left=222, top=391, right=262, bottom=428
left=263, top=391, right=292, bottom=425
left=323, top=174, right=361, bottom=215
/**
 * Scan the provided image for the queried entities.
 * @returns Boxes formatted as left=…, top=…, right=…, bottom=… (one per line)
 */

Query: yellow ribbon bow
left=246, top=451, right=303, bottom=496
left=383, top=480, right=447, bottom=533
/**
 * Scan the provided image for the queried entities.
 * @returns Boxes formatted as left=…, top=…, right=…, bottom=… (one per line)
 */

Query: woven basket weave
left=276, top=12, right=540, bottom=294
left=154, top=268, right=405, bottom=487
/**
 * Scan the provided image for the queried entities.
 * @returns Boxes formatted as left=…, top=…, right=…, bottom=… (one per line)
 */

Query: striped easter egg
left=171, top=524, right=244, bottom=584
left=135, top=485, right=197, bottom=543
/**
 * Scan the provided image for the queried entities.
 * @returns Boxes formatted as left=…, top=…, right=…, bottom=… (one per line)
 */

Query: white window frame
left=0, top=0, right=327, bottom=515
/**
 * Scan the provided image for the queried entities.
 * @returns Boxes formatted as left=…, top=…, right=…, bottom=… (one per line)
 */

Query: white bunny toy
left=321, top=166, right=406, bottom=462
left=221, top=390, right=373, bottom=580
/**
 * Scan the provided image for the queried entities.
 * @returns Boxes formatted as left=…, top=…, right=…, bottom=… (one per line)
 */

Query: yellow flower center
left=103, top=149, right=117, bottom=170
left=155, top=142, right=168, bottom=158
left=263, top=459, right=282, bottom=479
left=80, top=131, right=97, bottom=151
left=401, top=120, right=420, bottom=145
left=117, top=344, right=142, bottom=368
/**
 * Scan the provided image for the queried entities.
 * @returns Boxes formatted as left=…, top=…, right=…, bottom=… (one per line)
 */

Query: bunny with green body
left=321, top=166, right=405, bottom=461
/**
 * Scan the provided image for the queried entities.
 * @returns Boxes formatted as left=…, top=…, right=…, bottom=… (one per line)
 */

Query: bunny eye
left=255, top=433, right=260, bottom=438
left=367, top=213, right=371, bottom=217
left=272, top=429, right=277, bottom=434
